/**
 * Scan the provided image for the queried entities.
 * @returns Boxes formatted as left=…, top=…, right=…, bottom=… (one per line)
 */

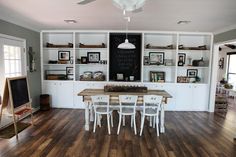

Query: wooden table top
left=78, top=89, right=172, bottom=98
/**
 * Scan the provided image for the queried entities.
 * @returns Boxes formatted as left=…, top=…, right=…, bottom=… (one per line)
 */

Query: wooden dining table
left=78, top=89, right=172, bottom=133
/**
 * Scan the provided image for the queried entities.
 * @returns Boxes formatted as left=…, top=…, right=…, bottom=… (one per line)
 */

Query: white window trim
left=0, top=33, right=27, bottom=76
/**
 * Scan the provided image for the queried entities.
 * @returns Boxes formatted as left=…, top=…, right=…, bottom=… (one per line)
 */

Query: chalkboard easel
left=0, top=76, right=34, bottom=139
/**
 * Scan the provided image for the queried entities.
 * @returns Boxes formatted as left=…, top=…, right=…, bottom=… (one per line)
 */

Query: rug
left=0, top=122, right=31, bottom=139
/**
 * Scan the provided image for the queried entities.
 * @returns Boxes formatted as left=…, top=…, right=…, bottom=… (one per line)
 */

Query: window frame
left=226, top=52, right=236, bottom=83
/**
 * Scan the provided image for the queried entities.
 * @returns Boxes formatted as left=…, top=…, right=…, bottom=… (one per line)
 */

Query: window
left=4, top=45, right=22, bottom=77
left=226, top=52, right=236, bottom=87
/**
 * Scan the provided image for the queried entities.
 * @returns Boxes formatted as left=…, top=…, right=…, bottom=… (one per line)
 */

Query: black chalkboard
left=9, top=77, right=29, bottom=108
left=109, top=33, right=142, bottom=81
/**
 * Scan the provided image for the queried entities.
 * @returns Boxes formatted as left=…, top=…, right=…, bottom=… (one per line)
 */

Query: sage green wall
left=0, top=19, right=40, bottom=108
left=214, top=29, right=236, bottom=43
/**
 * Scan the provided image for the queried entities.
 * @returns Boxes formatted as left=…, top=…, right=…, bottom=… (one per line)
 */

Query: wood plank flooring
left=0, top=109, right=236, bottom=157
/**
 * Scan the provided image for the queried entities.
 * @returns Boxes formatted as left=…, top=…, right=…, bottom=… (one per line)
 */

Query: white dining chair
left=140, top=95, right=163, bottom=136
left=91, top=95, right=113, bottom=134
left=117, top=95, right=138, bottom=135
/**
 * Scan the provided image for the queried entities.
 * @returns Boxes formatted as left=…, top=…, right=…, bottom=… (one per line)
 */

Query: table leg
left=160, top=103, right=165, bottom=133
left=85, top=101, right=90, bottom=131
left=89, top=102, right=94, bottom=122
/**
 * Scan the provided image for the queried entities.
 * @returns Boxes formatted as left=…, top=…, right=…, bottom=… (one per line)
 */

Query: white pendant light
left=118, top=16, right=136, bottom=49
left=113, top=0, right=146, bottom=12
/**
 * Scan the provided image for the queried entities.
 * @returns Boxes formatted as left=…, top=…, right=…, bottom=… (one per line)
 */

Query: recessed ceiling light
left=177, top=21, right=191, bottom=24
left=64, top=20, right=77, bottom=24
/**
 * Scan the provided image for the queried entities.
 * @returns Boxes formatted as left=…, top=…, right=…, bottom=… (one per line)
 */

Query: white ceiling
left=0, top=0, right=236, bottom=33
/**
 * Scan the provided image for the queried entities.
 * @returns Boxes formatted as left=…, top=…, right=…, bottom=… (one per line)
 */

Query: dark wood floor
left=0, top=107, right=236, bottom=157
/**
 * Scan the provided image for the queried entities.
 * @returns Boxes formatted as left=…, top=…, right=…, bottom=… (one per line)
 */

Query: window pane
left=4, top=60, right=10, bottom=74
left=228, top=55, right=236, bottom=73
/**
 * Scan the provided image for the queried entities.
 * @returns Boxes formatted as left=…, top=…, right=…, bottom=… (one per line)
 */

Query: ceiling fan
left=77, top=0, right=145, bottom=13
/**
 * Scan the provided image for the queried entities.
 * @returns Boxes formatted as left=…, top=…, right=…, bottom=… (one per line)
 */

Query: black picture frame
left=187, top=69, right=198, bottom=78
left=178, top=53, right=186, bottom=64
left=81, top=56, right=87, bottom=64
left=87, top=52, right=100, bottom=63
left=219, top=57, right=224, bottom=69
left=150, top=71, right=165, bottom=82
left=58, top=51, right=70, bottom=61
left=66, top=67, right=74, bottom=75
left=149, top=52, right=165, bottom=65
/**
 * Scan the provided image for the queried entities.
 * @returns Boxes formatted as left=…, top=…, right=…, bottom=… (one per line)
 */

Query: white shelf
left=43, top=47, right=73, bottom=51
left=144, top=49, right=176, bottom=52
left=177, top=66, right=209, bottom=69
left=44, top=64, right=73, bottom=66
left=143, top=65, right=176, bottom=68
left=178, top=49, right=210, bottom=53
left=75, top=64, right=107, bottom=66
left=75, top=48, right=107, bottom=50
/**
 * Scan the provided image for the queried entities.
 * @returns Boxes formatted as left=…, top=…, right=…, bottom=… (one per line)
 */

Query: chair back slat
left=119, top=95, right=138, bottom=113
left=143, top=95, right=163, bottom=114
left=91, top=95, right=110, bottom=112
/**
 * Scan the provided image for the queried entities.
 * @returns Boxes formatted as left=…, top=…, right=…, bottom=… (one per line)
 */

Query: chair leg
left=140, top=115, right=145, bottom=136
left=149, top=116, right=152, bottom=127
left=117, top=114, right=122, bottom=135
left=97, top=114, right=101, bottom=127
left=123, top=115, right=125, bottom=126
left=93, top=113, right=97, bottom=133
left=111, top=113, right=114, bottom=127
left=153, top=116, right=156, bottom=128
left=107, top=114, right=111, bottom=135
left=131, top=115, right=133, bottom=128
left=156, top=116, right=159, bottom=136
left=133, top=114, right=137, bottom=135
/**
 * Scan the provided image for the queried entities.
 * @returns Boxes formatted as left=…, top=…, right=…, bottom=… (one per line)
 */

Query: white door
left=0, top=34, right=26, bottom=96
left=57, top=82, right=74, bottom=108
left=42, top=82, right=58, bottom=108
left=192, top=84, right=208, bottom=111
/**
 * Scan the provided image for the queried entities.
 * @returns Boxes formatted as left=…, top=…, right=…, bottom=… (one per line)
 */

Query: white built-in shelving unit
left=41, top=30, right=213, bottom=110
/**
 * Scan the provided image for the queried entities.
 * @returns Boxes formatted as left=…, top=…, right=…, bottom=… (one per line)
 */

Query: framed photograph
left=58, top=51, right=70, bottom=61
left=87, top=52, right=100, bottom=63
left=187, top=69, right=198, bottom=78
left=116, top=73, right=124, bottom=81
left=177, top=76, right=190, bottom=83
left=143, top=56, right=150, bottom=65
left=149, top=52, right=165, bottom=65
left=219, top=57, right=224, bottom=69
left=81, top=56, right=87, bottom=64
left=150, top=71, right=165, bottom=82
left=178, top=53, right=186, bottom=64
left=66, top=67, right=74, bottom=75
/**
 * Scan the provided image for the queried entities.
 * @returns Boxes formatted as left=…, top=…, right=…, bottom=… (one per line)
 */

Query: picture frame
left=58, top=51, right=70, bottom=61
left=149, top=52, right=165, bottom=65
left=178, top=53, right=186, bottom=64
left=219, top=57, right=224, bottom=69
left=87, top=52, right=100, bottom=63
left=66, top=67, right=74, bottom=75
left=143, top=56, right=150, bottom=65
left=150, top=71, right=165, bottom=82
left=177, top=76, right=190, bottom=83
left=81, top=56, right=87, bottom=64
left=187, top=69, right=198, bottom=78
left=116, top=73, right=124, bottom=81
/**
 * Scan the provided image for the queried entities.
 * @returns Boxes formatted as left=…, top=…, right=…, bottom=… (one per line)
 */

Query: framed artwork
left=143, top=56, right=150, bottom=65
left=187, top=69, right=198, bottom=78
left=87, top=52, right=100, bottom=63
left=116, top=73, right=124, bottom=81
left=150, top=71, right=165, bottom=82
left=149, top=52, right=165, bottom=65
left=219, top=57, right=224, bottom=69
left=81, top=56, right=87, bottom=64
left=58, top=51, right=70, bottom=61
left=66, top=67, right=74, bottom=75
left=177, top=76, right=190, bottom=83
left=178, top=53, right=186, bottom=64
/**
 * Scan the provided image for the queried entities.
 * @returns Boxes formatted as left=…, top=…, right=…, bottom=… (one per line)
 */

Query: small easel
left=0, top=77, right=34, bottom=140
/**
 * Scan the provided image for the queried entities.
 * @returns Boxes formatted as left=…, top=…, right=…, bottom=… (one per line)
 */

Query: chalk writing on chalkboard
left=109, top=33, right=142, bottom=81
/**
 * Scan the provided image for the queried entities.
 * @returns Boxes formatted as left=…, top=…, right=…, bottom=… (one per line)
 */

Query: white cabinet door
left=42, top=82, right=58, bottom=108
left=175, top=84, right=193, bottom=111
left=57, top=82, right=74, bottom=108
left=192, top=84, right=208, bottom=111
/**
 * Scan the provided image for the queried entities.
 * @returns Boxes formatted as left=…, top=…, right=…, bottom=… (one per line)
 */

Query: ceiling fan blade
left=77, top=0, right=96, bottom=5
left=132, top=7, right=143, bottom=13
